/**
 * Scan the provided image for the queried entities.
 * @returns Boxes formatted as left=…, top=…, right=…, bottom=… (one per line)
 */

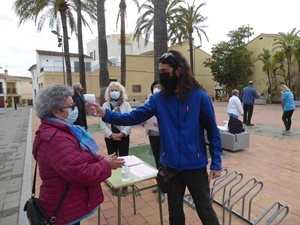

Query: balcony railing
left=6, top=88, right=18, bottom=94
left=40, top=66, right=93, bottom=73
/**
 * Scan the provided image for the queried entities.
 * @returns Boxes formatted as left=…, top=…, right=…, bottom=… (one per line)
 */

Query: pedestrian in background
left=87, top=50, right=222, bottom=225
left=281, top=84, right=296, bottom=135
left=241, top=81, right=260, bottom=126
left=227, top=89, right=244, bottom=119
left=72, top=82, right=88, bottom=130
left=33, top=84, right=124, bottom=225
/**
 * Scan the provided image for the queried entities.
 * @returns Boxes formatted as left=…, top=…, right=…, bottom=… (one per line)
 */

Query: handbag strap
left=32, top=161, right=71, bottom=223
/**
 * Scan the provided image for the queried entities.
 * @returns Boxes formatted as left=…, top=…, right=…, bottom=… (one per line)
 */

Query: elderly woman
left=281, top=84, right=295, bottom=135
left=99, top=81, right=132, bottom=157
left=227, top=89, right=244, bottom=119
left=33, top=84, right=124, bottom=225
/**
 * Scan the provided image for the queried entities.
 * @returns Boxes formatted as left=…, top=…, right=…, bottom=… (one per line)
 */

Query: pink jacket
left=33, top=120, right=111, bottom=224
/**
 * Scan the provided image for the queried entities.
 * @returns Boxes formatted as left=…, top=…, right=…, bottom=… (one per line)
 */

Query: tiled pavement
left=0, top=102, right=299, bottom=225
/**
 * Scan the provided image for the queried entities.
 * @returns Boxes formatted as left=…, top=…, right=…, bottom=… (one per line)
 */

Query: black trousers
left=243, top=104, right=254, bottom=124
left=148, top=135, right=161, bottom=169
left=282, top=110, right=294, bottom=131
left=168, top=168, right=219, bottom=225
left=105, top=136, right=130, bottom=156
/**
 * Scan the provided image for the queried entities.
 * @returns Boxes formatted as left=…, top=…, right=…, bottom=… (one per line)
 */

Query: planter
left=254, top=99, right=267, bottom=105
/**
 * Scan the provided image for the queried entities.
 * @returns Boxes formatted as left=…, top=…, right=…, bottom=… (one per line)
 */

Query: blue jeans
left=228, top=113, right=238, bottom=119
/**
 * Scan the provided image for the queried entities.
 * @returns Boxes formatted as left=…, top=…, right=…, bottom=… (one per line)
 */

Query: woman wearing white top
left=99, top=82, right=132, bottom=157
left=227, top=89, right=244, bottom=119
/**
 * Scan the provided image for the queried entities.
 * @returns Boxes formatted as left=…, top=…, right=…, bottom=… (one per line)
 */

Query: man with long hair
left=87, top=50, right=222, bottom=225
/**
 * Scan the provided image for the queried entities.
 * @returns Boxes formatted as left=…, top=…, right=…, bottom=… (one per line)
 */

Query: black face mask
left=159, top=72, right=178, bottom=93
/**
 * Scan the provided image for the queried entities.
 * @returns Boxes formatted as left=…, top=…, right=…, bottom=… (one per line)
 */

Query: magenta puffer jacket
left=32, top=120, right=111, bottom=224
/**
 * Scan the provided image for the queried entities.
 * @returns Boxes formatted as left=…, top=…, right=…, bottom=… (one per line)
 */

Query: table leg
left=97, top=206, right=101, bottom=225
left=118, top=189, right=122, bottom=225
left=132, top=185, right=136, bottom=214
left=158, top=188, right=163, bottom=225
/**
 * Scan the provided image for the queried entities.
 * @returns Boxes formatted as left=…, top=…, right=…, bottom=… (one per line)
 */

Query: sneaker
left=246, top=123, right=254, bottom=126
left=282, top=130, right=291, bottom=135
left=152, top=187, right=158, bottom=193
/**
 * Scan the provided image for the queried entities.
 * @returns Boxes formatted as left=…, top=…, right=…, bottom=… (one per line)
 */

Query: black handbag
left=156, top=166, right=179, bottom=193
left=24, top=162, right=71, bottom=225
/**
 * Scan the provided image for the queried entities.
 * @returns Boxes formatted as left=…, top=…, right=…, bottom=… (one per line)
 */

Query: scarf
left=110, top=98, right=123, bottom=112
left=46, top=118, right=99, bottom=155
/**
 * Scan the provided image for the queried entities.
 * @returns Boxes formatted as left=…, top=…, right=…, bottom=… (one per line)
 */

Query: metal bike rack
left=183, top=169, right=289, bottom=225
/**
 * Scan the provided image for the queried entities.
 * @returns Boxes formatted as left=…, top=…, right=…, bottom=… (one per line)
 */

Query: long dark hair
left=159, top=50, right=205, bottom=102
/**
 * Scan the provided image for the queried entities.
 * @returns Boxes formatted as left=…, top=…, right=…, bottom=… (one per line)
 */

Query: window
left=0, top=82, right=3, bottom=94
left=132, top=85, right=141, bottom=93
left=74, top=62, right=92, bottom=72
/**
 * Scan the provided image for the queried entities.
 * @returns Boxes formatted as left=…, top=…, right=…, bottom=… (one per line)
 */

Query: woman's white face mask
left=64, top=107, right=78, bottom=124
left=153, top=87, right=161, bottom=94
left=110, top=90, right=121, bottom=100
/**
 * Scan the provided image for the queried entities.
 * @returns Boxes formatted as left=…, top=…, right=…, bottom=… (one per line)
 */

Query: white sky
left=0, top=0, right=299, bottom=77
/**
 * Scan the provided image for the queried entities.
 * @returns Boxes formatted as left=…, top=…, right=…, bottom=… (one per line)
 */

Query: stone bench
left=219, top=131, right=250, bottom=151
left=128, top=101, right=142, bottom=108
left=205, top=130, right=250, bottom=151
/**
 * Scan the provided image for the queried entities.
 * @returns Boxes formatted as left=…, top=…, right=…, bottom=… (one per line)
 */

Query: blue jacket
left=103, top=89, right=222, bottom=171
left=242, top=85, right=260, bottom=104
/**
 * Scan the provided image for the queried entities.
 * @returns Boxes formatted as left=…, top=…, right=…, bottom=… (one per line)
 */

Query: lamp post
left=51, top=30, right=66, bottom=85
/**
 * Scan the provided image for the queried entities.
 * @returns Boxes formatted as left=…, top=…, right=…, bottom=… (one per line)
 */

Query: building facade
left=0, top=70, right=32, bottom=108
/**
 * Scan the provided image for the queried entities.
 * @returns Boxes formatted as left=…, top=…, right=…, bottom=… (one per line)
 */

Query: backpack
left=228, top=116, right=244, bottom=134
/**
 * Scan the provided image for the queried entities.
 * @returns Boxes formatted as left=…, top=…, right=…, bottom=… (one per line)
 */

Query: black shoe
left=246, top=123, right=254, bottom=126
left=152, top=187, right=158, bottom=193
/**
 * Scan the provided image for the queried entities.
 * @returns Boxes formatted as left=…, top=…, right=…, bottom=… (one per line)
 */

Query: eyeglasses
left=63, top=103, right=76, bottom=111
left=159, top=52, right=175, bottom=60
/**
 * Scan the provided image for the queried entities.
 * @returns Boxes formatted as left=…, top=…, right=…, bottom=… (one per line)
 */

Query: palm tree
left=133, top=0, right=183, bottom=80
left=97, top=0, right=110, bottom=105
left=116, top=0, right=139, bottom=87
left=75, top=0, right=97, bottom=93
left=13, top=0, right=97, bottom=86
left=273, top=28, right=300, bottom=88
left=293, top=39, right=300, bottom=100
left=256, top=49, right=273, bottom=101
left=153, top=0, right=168, bottom=80
left=168, top=1, right=208, bottom=75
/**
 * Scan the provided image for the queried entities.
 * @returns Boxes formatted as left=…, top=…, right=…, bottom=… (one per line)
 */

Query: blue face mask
left=64, top=107, right=78, bottom=124
left=110, top=91, right=121, bottom=100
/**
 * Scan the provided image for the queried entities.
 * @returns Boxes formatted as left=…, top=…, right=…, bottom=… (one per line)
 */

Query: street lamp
left=51, top=30, right=67, bottom=84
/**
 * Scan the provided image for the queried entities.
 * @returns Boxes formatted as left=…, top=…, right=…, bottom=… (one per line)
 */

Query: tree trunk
left=59, top=6, right=72, bottom=86
left=97, top=0, right=110, bottom=105
left=189, top=35, right=194, bottom=76
left=77, top=0, right=86, bottom=93
left=120, top=0, right=126, bottom=87
left=153, top=0, right=168, bottom=81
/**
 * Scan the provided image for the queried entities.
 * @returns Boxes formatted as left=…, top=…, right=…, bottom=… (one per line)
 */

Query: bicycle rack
left=183, top=169, right=289, bottom=225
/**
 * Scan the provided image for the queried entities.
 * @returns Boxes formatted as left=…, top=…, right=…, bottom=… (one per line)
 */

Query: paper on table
left=118, top=155, right=142, bottom=167
left=144, top=116, right=159, bottom=132
left=130, top=163, right=158, bottom=179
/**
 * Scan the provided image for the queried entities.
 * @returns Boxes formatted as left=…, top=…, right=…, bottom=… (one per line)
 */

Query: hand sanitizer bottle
left=121, top=163, right=131, bottom=182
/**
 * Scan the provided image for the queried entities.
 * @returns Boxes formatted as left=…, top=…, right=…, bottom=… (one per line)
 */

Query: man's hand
left=104, top=152, right=124, bottom=169
left=209, top=170, right=222, bottom=180
left=86, top=102, right=106, bottom=117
